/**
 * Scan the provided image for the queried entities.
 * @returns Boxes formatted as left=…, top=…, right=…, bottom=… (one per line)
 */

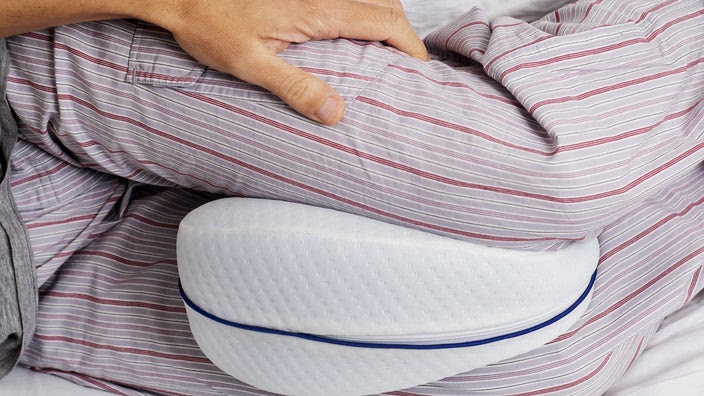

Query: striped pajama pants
left=6, top=0, right=704, bottom=394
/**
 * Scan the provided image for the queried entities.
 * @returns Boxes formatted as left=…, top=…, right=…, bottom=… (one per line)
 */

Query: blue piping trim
left=179, top=270, right=596, bottom=350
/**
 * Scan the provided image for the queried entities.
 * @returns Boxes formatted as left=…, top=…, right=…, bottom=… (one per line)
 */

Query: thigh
left=6, top=0, right=703, bottom=249
left=10, top=138, right=128, bottom=285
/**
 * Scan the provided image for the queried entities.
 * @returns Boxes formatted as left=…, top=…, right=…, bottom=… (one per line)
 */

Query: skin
left=0, top=0, right=429, bottom=125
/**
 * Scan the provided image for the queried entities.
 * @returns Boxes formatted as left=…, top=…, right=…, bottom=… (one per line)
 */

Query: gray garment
left=0, top=38, right=37, bottom=379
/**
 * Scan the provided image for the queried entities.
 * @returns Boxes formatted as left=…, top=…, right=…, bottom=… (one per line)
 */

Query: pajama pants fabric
left=5, top=0, right=704, bottom=394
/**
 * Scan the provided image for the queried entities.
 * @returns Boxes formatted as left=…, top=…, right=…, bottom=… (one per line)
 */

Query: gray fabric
left=0, top=38, right=37, bottom=379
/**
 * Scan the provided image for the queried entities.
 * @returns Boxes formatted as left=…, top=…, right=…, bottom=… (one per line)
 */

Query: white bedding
left=606, top=291, right=704, bottom=396
left=2, top=0, right=702, bottom=395
left=401, top=0, right=574, bottom=37
left=1, top=367, right=110, bottom=396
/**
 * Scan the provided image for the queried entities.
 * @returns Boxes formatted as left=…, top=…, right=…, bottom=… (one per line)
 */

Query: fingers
left=241, top=51, right=345, bottom=125
left=168, top=0, right=426, bottom=125
left=383, top=15, right=430, bottom=61
left=320, top=0, right=429, bottom=61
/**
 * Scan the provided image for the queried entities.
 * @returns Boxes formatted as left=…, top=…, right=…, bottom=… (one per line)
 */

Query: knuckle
left=386, top=7, right=405, bottom=27
left=280, top=72, right=315, bottom=105
left=300, top=0, right=337, bottom=37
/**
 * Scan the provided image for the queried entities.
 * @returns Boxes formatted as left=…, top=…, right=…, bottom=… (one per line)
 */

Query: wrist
left=124, top=0, right=192, bottom=32
left=0, top=0, right=186, bottom=38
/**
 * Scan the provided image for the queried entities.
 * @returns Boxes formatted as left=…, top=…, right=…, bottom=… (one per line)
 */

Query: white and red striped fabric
left=5, top=0, right=704, bottom=394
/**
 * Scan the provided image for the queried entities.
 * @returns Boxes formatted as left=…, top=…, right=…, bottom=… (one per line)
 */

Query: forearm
left=0, top=0, right=180, bottom=38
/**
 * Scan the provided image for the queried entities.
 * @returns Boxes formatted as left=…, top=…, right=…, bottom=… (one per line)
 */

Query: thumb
left=244, top=53, right=345, bottom=125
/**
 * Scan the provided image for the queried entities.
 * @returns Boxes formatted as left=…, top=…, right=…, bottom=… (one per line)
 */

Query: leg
left=10, top=139, right=127, bottom=284
left=15, top=143, right=704, bottom=395
left=6, top=0, right=703, bottom=250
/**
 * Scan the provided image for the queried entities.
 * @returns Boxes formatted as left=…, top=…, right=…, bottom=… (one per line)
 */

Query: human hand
left=157, top=0, right=429, bottom=125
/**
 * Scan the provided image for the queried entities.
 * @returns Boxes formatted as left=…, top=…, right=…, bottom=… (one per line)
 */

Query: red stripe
left=42, top=290, right=183, bottom=312
left=579, top=0, right=607, bottom=24
left=40, top=310, right=192, bottom=337
left=492, top=22, right=525, bottom=29
left=386, top=64, right=521, bottom=106
left=515, top=353, right=612, bottom=395
left=625, top=337, right=646, bottom=372
left=53, top=251, right=80, bottom=259
left=555, top=245, right=704, bottom=342
left=67, top=23, right=135, bottom=48
left=599, top=194, right=704, bottom=265
left=6, top=76, right=57, bottom=94
left=69, top=250, right=178, bottom=267
left=123, top=213, right=180, bottom=229
left=33, top=333, right=210, bottom=363
left=499, top=9, right=704, bottom=81
left=129, top=70, right=200, bottom=84
left=25, top=214, right=97, bottom=230
left=55, top=31, right=198, bottom=83
left=78, top=376, right=128, bottom=395
left=484, top=35, right=552, bottom=71
left=300, top=66, right=376, bottom=81
left=635, top=0, right=678, bottom=24
left=482, top=0, right=612, bottom=71
left=686, top=267, right=702, bottom=302
left=443, top=21, right=489, bottom=48
left=357, top=95, right=550, bottom=155
left=361, top=94, right=702, bottom=157
left=554, top=10, right=562, bottom=35
left=54, top=42, right=128, bottom=73
left=22, top=31, right=53, bottom=41
left=529, top=58, right=704, bottom=113
left=11, top=161, right=69, bottom=187
left=553, top=99, right=703, bottom=153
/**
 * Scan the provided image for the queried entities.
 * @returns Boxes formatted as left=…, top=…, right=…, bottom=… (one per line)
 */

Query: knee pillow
left=177, top=198, right=599, bottom=396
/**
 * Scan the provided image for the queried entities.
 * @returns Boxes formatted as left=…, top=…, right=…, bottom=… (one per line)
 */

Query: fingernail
left=316, top=96, right=342, bottom=124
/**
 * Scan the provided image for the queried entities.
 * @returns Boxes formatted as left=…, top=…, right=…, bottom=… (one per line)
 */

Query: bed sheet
left=401, top=0, right=574, bottom=37
left=1, top=367, right=111, bottom=396
left=606, top=291, right=704, bottom=396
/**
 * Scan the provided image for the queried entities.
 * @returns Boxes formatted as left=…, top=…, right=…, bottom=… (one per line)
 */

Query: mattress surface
left=178, top=198, right=600, bottom=395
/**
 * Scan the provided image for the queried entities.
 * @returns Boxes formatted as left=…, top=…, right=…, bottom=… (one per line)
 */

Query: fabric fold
left=0, top=38, right=37, bottom=380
